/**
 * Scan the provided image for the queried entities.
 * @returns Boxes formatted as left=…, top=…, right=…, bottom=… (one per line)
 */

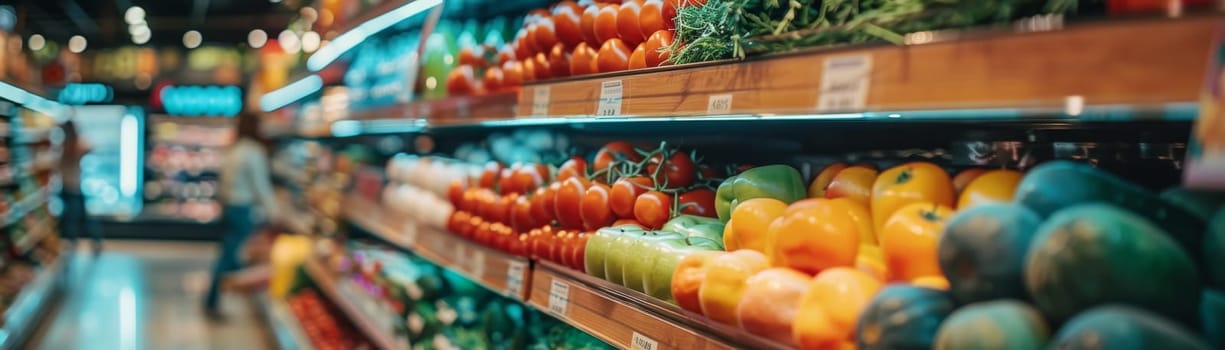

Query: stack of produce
left=446, top=141, right=721, bottom=270
left=654, top=158, right=1223, bottom=349
left=446, top=0, right=678, bottom=96
left=287, top=289, right=373, bottom=350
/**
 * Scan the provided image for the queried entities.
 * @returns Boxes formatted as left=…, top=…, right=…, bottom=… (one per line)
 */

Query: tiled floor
left=27, top=240, right=274, bottom=350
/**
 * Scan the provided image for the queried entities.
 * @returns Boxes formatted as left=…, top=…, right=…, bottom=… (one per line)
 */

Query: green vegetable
left=715, top=164, right=807, bottom=221
left=662, top=215, right=726, bottom=248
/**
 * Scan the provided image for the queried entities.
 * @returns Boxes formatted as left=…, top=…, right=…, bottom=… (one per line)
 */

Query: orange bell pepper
left=871, top=162, right=955, bottom=233
left=698, top=249, right=769, bottom=324
left=725, top=198, right=788, bottom=253
left=878, top=202, right=954, bottom=282
left=767, top=198, right=860, bottom=275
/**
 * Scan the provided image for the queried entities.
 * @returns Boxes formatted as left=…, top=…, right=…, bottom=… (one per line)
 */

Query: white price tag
left=470, top=250, right=486, bottom=277
left=817, top=54, right=873, bottom=111
left=531, top=86, right=550, bottom=116
left=505, top=260, right=527, bottom=297
left=706, top=94, right=733, bottom=114
left=548, top=280, right=570, bottom=316
left=596, top=80, right=624, bottom=116
left=630, top=332, right=659, bottom=350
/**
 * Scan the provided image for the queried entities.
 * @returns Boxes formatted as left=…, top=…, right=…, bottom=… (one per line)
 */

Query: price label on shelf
left=630, top=332, right=659, bottom=350
left=817, top=54, right=872, bottom=111
left=532, top=86, right=550, bottom=116
left=707, top=94, right=733, bottom=114
left=596, top=80, right=624, bottom=116
left=548, top=279, right=570, bottom=317
left=505, top=260, right=527, bottom=297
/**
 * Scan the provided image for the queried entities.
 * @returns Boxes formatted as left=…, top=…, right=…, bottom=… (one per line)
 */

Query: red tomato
left=597, top=38, right=631, bottom=73
left=447, top=179, right=466, bottom=207
left=553, top=1, right=584, bottom=48
left=458, top=47, right=485, bottom=68
left=616, top=1, right=644, bottom=47
left=643, top=30, right=673, bottom=66
left=570, top=42, right=599, bottom=76
left=461, top=188, right=480, bottom=213
left=663, top=0, right=678, bottom=31
left=447, top=210, right=468, bottom=233
left=509, top=195, right=536, bottom=232
left=548, top=43, right=572, bottom=78
left=489, top=193, right=515, bottom=225
left=678, top=188, right=716, bottom=217
left=446, top=65, right=480, bottom=95
left=479, top=161, right=503, bottom=189
left=497, top=46, right=517, bottom=66
left=554, top=177, right=588, bottom=229
left=594, top=4, right=620, bottom=44
left=698, top=164, right=721, bottom=181
left=502, top=61, right=525, bottom=88
left=634, top=190, right=673, bottom=229
left=647, top=151, right=696, bottom=189
left=558, top=157, right=589, bottom=181
left=580, top=5, right=602, bottom=47
left=509, top=164, right=545, bottom=194
left=629, top=44, right=648, bottom=70
left=530, top=186, right=557, bottom=226
left=610, top=176, right=653, bottom=219
left=511, top=233, right=530, bottom=257
left=521, top=57, right=539, bottom=83
left=570, top=232, right=591, bottom=271
left=580, top=183, right=616, bottom=230
left=534, top=17, right=559, bottom=52
left=533, top=52, right=553, bottom=80
left=513, top=28, right=533, bottom=58
left=639, top=0, right=666, bottom=39
left=593, top=141, right=642, bottom=172
left=556, top=231, right=575, bottom=265
left=498, top=168, right=517, bottom=194
left=483, top=67, right=504, bottom=92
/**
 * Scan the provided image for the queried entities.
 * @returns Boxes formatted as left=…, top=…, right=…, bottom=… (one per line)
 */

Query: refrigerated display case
left=69, top=105, right=144, bottom=218
left=256, top=1, right=1225, bottom=349
left=141, top=115, right=232, bottom=223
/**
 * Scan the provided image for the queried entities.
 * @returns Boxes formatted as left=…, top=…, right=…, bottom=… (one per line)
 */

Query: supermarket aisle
left=28, top=240, right=274, bottom=350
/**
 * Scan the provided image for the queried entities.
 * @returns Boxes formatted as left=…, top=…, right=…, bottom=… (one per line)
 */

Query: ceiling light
left=27, top=34, right=44, bottom=51
left=183, top=30, right=202, bottom=49
left=124, top=6, right=146, bottom=24
left=68, top=35, right=87, bottom=53
left=301, top=31, right=321, bottom=53
left=306, top=0, right=441, bottom=71
left=247, top=29, right=268, bottom=48
left=133, top=30, right=151, bottom=45
left=129, top=23, right=150, bottom=36
left=278, top=30, right=300, bottom=54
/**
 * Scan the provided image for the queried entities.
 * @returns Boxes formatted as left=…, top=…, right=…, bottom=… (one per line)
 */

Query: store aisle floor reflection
left=29, top=240, right=273, bottom=350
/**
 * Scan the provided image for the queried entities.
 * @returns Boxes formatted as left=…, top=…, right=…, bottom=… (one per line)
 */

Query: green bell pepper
left=715, top=164, right=807, bottom=221
left=662, top=215, right=726, bottom=249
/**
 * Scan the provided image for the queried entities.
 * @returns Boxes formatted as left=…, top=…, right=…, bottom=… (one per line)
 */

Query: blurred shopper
left=58, top=120, right=102, bottom=254
left=206, top=112, right=279, bottom=316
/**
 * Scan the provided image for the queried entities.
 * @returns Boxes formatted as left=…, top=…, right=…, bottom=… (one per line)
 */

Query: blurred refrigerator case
left=69, top=105, right=144, bottom=218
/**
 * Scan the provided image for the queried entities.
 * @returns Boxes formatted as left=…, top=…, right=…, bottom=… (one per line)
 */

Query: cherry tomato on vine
left=597, top=38, right=631, bottom=73
left=554, top=177, right=589, bottom=229
left=647, top=151, right=696, bottom=189
left=639, top=0, right=666, bottom=40
left=447, top=179, right=467, bottom=208
left=594, top=141, right=642, bottom=172
left=698, top=164, right=721, bottom=181
left=634, top=190, right=673, bottom=229
left=580, top=183, right=616, bottom=230
left=610, top=176, right=653, bottom=219
left=498, top=168, right=517, bottom=194
left=678, top=188, right=717, bottom=217
left=558, top=157, right=589, bottom=181
left=509, top=163, right=547, bottom=194
left=509, top=195, right=537, bottom=232
left=553, top=1, right=584, bottom=48
left=570, top=42, right=599, bottom=76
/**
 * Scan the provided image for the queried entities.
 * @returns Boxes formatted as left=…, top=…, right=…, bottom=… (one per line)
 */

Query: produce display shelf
left=0, top=249, right=68, bottom=350
left=302, top=259, right=409, bottom=350
left=349, top=91, right=519, bottom=127
left=0, top=187, right=50, bottom=228
left=514, top=17, right=1216, bottom=118
left=527, top=261, right=742, bottom=350
left=13, top=217, right=54, bottom=255
left=254, top=293, right=315, bottom=350
left=342, top=195, right=532, bottom=301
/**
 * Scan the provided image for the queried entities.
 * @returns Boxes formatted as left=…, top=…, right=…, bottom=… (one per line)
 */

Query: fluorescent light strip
left=306, top=0, right=443, bottom=72
left=0, top=80, right=64, bottom=117
left=260, top=75, right=324, bottom=112
left=119, top=114, right=139, bottom=197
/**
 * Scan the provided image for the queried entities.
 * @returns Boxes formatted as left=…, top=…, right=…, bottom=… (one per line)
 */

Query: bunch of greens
left=669, top=0, right=1090, bottom=65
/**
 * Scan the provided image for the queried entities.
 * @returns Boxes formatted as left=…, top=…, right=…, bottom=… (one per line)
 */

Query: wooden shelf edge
left=349, top=91, right=520, bottom=124
left=302, top=259, right=407, bottom=350
left=517, top=17, right=1219, bottom=118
